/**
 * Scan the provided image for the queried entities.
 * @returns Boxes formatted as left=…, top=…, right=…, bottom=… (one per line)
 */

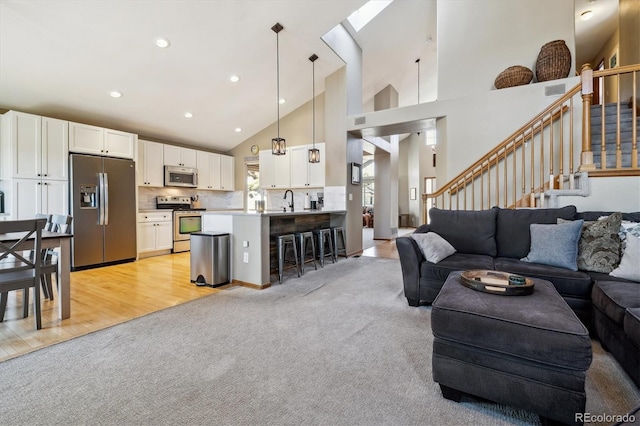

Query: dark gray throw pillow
left=495, top=205, right=577, bottom=259
left=558, top=212, right=622, bottom=273
left=428, top=207, right=498, bottom=256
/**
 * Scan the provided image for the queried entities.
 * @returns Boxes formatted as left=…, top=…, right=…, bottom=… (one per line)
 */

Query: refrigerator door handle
left=98, top=173, right=105, bottom=225
left=103, top=172, right=109, bottom=225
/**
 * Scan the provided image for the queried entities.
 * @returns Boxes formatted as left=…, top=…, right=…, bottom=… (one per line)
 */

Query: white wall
left=437, top=0, right=575, bottom=100
left=557, top=176, right=640, bottom=212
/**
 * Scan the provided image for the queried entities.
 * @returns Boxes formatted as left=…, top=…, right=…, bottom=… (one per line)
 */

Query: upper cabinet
left=220, top=154, right=234, bottom=191
left=290, top=143, right=325, bottom=188
left=261, top=144, right=324, bottom=189
left=69, top=122, right=135, bottom=159
left=197, top=151, right=235, bottom=191
left=164, top=145, right=197, bottom=168
left=260, top=150, right=291, bottom=189
left=138, top=140, right=164, bottom=187
left=2, top=111, right=69, bottom=181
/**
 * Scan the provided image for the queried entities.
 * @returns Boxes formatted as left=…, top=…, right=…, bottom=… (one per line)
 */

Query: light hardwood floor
left=0, top=236, right=405, bottom=362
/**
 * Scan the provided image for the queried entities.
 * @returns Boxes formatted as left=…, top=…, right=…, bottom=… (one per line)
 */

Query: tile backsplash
left=138, top=187, right=243, bottom=210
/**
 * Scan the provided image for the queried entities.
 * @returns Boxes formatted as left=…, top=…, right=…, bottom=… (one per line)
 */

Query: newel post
left=421, top=193, right=428, bottom=225
left=579, top=64, right=596, bottom=171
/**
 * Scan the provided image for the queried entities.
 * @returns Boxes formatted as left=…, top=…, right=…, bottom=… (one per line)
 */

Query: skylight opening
left=347, top=0, right=394, bottom=32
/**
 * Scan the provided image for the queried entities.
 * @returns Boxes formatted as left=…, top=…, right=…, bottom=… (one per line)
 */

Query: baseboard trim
left=232, top=279, right=271, bottom=290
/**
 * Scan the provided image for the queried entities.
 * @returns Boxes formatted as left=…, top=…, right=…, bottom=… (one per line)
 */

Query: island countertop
left=202, top=209, right=346, bottom=217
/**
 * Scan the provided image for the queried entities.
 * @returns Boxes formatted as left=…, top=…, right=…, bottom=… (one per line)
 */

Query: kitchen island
left=201, top=210, right=347, bottom=288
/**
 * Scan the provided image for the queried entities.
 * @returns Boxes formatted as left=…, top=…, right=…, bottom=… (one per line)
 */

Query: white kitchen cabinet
left=69, top=122, right=135, bottom=159
left=164, top=145, right=197, bottom=168
left=138, top=212, right=173, bottom=255
left=196, top=151, right=215, bottom=189
left=2, top=111, right=68, bottom=181
left=220, top=155, right=235, bottom=191
left=11, top=178, right=68, bottom=219
left=290, top=143, right=325, bottom=188
left=0, top=111, right=69, bottom=219
left=259, top=149, right=290, bottom=189
left=196, top=151, right=234, bottom=191
left=138, top=140, right=164, bottom=187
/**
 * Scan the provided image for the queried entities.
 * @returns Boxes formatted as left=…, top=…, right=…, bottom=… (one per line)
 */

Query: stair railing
left=422, top=63, right=640, bottom=222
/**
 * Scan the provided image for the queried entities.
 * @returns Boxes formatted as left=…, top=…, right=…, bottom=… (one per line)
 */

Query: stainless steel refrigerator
left=70, top=154, right=137, bottom=270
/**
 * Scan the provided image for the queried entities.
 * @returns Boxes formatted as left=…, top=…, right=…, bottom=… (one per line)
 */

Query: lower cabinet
left=138, top=212, right=173, bottom=256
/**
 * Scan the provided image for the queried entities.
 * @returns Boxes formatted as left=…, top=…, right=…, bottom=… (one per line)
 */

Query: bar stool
left=276, top=234, right=300, bottom=283
left=295, top=231, right=317, bottom=274
left=313, top=228, right=335, bottom=267
left=332, top=226, right=347, bottom=261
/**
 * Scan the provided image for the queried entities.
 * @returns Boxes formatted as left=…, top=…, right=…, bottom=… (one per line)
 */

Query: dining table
left=0, top=230, right=72, bottom=320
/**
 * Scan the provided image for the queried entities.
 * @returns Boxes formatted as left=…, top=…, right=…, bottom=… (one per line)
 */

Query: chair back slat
left=50, top=215, right=73, bottom=234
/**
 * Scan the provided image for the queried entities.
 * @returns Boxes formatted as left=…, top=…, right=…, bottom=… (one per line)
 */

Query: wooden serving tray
left=459, top=270, right=534, bottom=296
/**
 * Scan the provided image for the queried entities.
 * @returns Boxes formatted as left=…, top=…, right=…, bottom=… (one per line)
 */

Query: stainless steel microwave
left=164, top=165, right=198, bottom=188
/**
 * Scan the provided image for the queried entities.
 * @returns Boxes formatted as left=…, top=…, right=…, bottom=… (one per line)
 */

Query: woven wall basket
left=535, top=40, right=571, bottom=82
left=494, top=66, right=533, bottom=89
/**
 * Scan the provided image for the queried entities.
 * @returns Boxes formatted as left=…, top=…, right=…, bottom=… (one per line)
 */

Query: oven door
left=174, top=212, right=202, bottom=241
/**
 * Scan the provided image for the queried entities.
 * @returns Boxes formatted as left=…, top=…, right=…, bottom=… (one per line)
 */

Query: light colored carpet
left=0, top=257, right=638, bottom=426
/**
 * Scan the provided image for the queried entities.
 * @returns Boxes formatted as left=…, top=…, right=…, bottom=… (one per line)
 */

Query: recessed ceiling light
left=235, top=127, right=242, bottom=132
left=109, top=91, right=122, bottom=98
left=155, top=37, right=170, bottom=48
left=184, top=112, right=194, bottom=118
left=229, top=75, right=240, bottom=83
left=580, top=10, right=593, bottom=21
left=279, top=98, right=286, bottom=104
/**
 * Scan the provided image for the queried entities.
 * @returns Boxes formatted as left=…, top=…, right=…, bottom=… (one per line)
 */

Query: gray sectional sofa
left=396, top=206, right=640, bottom=387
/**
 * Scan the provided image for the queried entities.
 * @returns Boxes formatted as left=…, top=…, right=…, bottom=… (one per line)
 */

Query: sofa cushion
left=558, top=212, right=622, bottom=273
left=420, top=253, right=494, bottom=283
left=428, top=207, right=498, bottom=256
left=521, top=220, right=583, bottom=271
left=575, top=211, right=640, bottom=222
left=411, top=232, right=456, bottom=264
left=494, top=257, right=592, bottom=299
left=495, top=206, right=577, bottom=259
left=591, top=281, right=640, bottom=325
left=610, top=234, right=640, bottom=282
left=586, top=271, right=637, bottom=284
left=625, top=308, right=640, bottom=349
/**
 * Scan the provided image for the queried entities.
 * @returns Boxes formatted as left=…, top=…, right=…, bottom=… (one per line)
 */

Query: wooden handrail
left=447, top=106, right=568, bottom=196
left=422, top=64, right=640, bottom=220
left=426, top=85, right=580, bottom=200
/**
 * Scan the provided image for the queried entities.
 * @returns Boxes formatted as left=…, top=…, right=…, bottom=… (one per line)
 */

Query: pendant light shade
left=308, top=54, right=320, bottom=163
left=271, top=23, right=286, bottom=155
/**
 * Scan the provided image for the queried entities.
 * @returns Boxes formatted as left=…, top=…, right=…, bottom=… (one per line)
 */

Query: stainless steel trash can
left=190, top=232, right=230, bottom=287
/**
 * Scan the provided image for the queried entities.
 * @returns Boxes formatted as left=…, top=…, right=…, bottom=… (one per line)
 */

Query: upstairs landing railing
left=422, top=63, right=640, bottom=222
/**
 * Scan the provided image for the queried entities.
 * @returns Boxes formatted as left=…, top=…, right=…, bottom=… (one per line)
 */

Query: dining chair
left=0, top=218, right=46, bottom=330
left=40, top=214, right=72, bottom=301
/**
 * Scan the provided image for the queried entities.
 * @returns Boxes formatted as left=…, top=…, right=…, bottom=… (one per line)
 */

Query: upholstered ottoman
left=432, top=271, right=592, bottom=425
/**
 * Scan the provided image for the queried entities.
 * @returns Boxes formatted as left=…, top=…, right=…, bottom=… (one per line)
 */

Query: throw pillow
left=411, top=232, right=456, bottom=264
left=558, top=212, right=622, bottom=273
left=610, top=234, right=640, bottom=281
left=428, top=207, right=498, bottom=256
left=619, top=221, right=640, bottom=253
left=521, top=220, right=584, bottom=271
left=495, top=205, right=577, bottom=259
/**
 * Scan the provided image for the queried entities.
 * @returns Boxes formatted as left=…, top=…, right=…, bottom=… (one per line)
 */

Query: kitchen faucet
left=283, top=190, right=294, bottom=212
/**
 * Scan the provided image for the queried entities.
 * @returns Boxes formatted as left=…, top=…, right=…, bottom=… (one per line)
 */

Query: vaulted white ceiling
left=0, top=0, right=616, bottom=153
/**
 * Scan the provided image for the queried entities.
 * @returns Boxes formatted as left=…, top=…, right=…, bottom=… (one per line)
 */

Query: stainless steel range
left=156, top=196, right=206, bottom=253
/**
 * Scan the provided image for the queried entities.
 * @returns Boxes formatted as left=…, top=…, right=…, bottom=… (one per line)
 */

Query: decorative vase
left=535, top=40, right=571, bottom=82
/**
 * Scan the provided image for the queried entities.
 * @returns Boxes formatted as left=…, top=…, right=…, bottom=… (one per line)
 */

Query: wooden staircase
left=422, top=64, right=640, bottom=221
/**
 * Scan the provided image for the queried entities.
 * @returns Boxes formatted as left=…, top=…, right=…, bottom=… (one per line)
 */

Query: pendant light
left=271, top=23, right=286, bottom=155
left=308, top=54, right=320, bottom=163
